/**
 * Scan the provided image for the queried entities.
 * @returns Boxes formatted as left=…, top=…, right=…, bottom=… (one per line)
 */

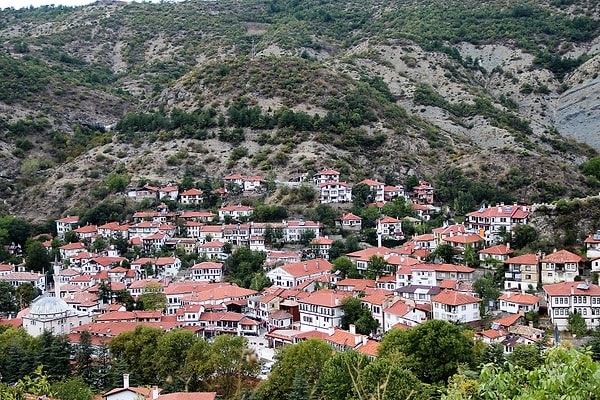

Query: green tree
left=258, top=339, right=333, bottom=400
left=249, top=272, right=271, bottom=291
left=109, top=325, right=164, bottom=384
left=331, top=256, right=354, bottom=279
left=472, top=272, right=500, bottom=314
left=318, top=350, right=372, bottom=400
left=567, top=311, right=588, bottom=337
left=359, top=357, right=430, bottom=400
left=508, top=344, right=542, bottom=370
left=136, top=282, right=167, bottom=311
left=341, top=297, right=379, bottom=335
left=154, top=329, right=198, bottom=390
left=313, top=204, right=337, bottom=228
left=50, top=376, right=93, bottom=400
left=114, top=289, right=135, bottom=310
left=428, top=243, right=457, bottom=264
left=352, top=183, right=372, bottom=207
left=366, top=254, right=387, bottom=279
left=511, top=224, right=538, bottom=249
left=0, top=280, right=17, bottom=314
left=480, top=342, right=505, bottom=367
left=185, top=338, right=211, bottom=392
left=36, top=331, right=72, bottom=379
left=206, top=335, right=259, bottom=399
left=581, top=156, right=600, bottom=180
left=25, top=239, right=50, bottom=273
left=74, top=331, right=95, bottom=386
left=378, top=320, right=474, bottom=383
left=446, top=346, right=600, bottom=399
left=224, top=247, right=266, bottom=288
left=300, top=229, right=316, bottom=245
left=15, top=283, right=40, bottom=308
left=453, top=191, right=476, bottom=216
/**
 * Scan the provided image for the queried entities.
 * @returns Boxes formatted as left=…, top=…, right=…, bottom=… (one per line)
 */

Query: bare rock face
left=554, top=56, right=600, bottom=152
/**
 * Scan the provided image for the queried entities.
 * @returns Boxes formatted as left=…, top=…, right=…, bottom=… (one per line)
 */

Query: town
left=1, top=168, right=600, bottom=399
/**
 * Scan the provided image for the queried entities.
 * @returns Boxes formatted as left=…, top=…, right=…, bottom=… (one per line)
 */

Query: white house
left=337, top=213, right=362, bottom=231
left=383, top=299, right=428, bottom=331
left=319, top=182, right=352, bottom=204
left=498, top=292, right=541, bottom=314
left=540, top=249, right=586, bottom=284
left=544, top=281, right=600, bottom=331
left=179, top=188, right=203, bottom=205
left=313, top=169, right=340, bottom=186
left=266, top=258, right=332, bottom=288
left=284, top=220, right=321, bottom=243
left=191, top=262, right=223, bottom=282
left=432, top=289, right=481, bottom=323
left=56, top=215, right=79, bottom=239
left=466, top=204, right=530, bottom=245
left=297, top=289, right=349, bottom=332
left=218, top=205, right=254, bottom=221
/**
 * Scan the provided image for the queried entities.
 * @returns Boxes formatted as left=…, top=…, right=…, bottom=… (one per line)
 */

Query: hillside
left=0, top=0, right=599, bottom=222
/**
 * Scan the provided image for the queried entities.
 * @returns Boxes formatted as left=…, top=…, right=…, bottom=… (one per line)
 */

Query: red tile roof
left=543, top=281, right=600, bottom=296
left=432, top=290, right=482, bottom=306
left=504, top=253, right=538, bottom=265
left=499, top=292, right=541, bottom=305
left=541, top=249, right=585, bottom=264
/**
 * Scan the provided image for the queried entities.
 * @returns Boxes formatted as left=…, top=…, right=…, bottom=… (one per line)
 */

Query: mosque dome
left=29, top=296, right=70, bottom=317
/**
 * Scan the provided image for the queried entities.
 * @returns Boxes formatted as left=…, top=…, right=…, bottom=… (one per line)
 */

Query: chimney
left=123, top=374, right=129, bottom=389
left=328, top=325, right=335, bottom=336
left=571, top=285, right=574, bottom=295
left=349, top=324, right=356, bottom=334
left=152, top=386, right=159, bottom=400
left=506, top=242, right=510, bottom=250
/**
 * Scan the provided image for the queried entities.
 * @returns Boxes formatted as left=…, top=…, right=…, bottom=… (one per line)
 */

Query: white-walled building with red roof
left=319, top=181, right=352, bottom=204
left=337, top=212, right=362, bottom=231
left=383, top=298, right=428, bottom=331
left=478, top=243, right=514, bottom=266
left=199, top=241, right=227, bottom=261
left=466, top=203, right=530, bottom=245
left=218, top=204, right=254, bottom=221
left=297, top=289, right=352, bottom=332
left=498, top=292, right=541, bottom=314
left=179, top=188, right=203, bottom=205
left=543, top=281, right=600, bottom=330
left=56, top=215, right=79, bottom=239
left=432, top=289, right=481, bottom=323
left=412, top=180, right=434, bottom=204
left=266, top=258, right=332, bottom=288
left=310, top=236, right=334, bottom=259
left=191, top=262, right=223, bottom=282
left=284, top=220, right=322, bottom=242
left=411, top=263, right=475, bottom=287
left=312, top=169, right=341, bottom=186
left=540, top=249, right=586, bottom=284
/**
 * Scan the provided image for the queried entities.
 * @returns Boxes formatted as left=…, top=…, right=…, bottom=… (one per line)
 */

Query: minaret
left=377, top=217, right=383, bottom=248
left=53, top=255, right=61, bottom=299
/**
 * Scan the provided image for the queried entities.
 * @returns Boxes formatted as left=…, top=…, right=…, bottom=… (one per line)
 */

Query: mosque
left=22, top=261, right=92, bottom=337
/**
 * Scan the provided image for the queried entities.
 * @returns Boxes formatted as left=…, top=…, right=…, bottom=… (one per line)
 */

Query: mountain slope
left=0, top=0, right=599, bottom=222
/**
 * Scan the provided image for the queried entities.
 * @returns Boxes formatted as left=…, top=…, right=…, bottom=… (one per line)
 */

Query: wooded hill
left=0, top=0, right=600, bottom=221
